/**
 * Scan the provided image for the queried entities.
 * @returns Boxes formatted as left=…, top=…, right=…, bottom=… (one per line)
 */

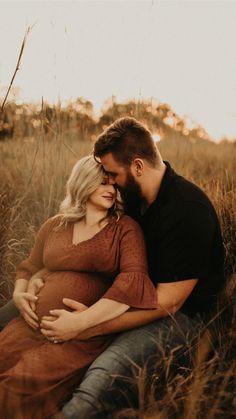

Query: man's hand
left=40, top=298, right=88, bottom=342
left=13, top=291, right=39, bottom=329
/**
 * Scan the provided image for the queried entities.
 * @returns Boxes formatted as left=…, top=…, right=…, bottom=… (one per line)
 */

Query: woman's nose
left=107, top=184, right=116, bottom=193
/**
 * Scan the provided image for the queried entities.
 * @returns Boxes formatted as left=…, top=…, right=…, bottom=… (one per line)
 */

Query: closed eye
left=108, top=172, right=117, bottom=178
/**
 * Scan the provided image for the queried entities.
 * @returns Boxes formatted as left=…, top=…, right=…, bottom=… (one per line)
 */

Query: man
left=0, top=117, right=225, bottom=418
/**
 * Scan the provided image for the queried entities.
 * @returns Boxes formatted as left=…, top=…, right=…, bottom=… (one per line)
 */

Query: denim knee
left=61, top=312, right=203, bottom=419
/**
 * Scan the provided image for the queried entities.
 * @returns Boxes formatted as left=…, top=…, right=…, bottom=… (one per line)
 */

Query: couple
left=0, top=117, right=225, bottom=418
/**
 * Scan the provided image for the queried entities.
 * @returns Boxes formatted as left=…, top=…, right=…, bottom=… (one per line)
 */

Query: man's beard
left=118, top=171, right=143, bottom=216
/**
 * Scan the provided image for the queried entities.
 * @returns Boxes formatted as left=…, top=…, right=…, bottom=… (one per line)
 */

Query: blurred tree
left=0, top=96, right=214, bottom=145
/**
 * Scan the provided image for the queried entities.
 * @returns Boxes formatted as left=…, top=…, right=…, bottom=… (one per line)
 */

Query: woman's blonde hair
left=58, top=155, right=123, bottom=226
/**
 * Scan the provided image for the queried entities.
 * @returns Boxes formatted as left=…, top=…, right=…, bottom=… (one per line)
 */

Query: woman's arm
left=13, top=278, right=39, bottom=328
left=77, top=279, right=198, bottom=339
left=14, top=278, right=29, bottom=294
left=40, top=278, right=196, bottom=341
left=13, top=218, right=55, bottom=328
left=15, top=218, right=54, bottom=282
left=70, top=298, right=130, bottom=330
left=40, top=298, right=130, bottom=341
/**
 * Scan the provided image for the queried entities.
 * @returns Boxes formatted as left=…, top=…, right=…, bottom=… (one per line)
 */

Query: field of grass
left=0, top=108, right=235, bottom=418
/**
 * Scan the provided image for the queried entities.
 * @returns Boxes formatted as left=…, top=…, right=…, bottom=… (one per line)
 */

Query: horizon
left=0, top=0, right=236, bottom=141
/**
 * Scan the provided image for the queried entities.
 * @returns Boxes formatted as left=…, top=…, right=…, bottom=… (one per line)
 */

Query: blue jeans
left=0, top=301, right=202, bottom=418
left=60, top=311, right=202, bottom=418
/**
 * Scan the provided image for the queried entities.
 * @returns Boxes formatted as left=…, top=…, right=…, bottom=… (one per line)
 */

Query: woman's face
left=87, top=177, right=117, bottom=210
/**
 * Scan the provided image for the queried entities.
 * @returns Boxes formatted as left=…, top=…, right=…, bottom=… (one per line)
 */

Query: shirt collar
left=156, top=161, right=177, bottom=202
left=140, top=161, right=177, bottom=220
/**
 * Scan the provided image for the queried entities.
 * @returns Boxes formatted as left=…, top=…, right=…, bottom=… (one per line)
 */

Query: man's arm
left=76, top=278, right=198, bottom=339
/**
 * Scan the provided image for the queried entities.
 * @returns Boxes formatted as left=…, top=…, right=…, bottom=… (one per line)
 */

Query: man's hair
left=94, top=117, right=162, bottom=168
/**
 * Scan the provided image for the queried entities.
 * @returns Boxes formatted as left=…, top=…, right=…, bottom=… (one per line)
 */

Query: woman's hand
left=40, top=310, right=85, bottom=342
left=13, top=272, right=45, bottom=329
left=27, top=276, right=45, bottom=312
left=40, top=298, right=88, bottom=342
left=13, top=291, right=39, bottom=329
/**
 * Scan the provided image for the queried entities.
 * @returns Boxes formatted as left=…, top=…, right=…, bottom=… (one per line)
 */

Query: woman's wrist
left=14, top=278, right=28, bottom=294
left=72, top=299, right=130, bottom=335
left=72, top=312, right=88, bottom=334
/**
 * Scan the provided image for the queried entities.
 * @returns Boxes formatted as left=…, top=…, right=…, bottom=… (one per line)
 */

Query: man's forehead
left=102, top=173, right=111, bottom=183
left=100, top=152, right=116, bottom=164
left=100, top=153, right=125, bottom=170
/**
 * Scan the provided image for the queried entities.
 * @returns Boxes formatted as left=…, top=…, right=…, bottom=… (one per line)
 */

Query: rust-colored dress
left=0, top=215, right=156, bottom=418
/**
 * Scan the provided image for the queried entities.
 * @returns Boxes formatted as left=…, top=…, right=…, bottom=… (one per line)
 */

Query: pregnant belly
left=36, top=271, right=109, bottom=320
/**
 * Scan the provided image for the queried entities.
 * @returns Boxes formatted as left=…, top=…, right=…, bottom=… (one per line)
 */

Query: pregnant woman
left=0, top=155, right=157, bottom=418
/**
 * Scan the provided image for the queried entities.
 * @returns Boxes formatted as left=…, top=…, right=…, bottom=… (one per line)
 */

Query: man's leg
left=60, top=311, right=203, bottom=419
left=0, top=299, right=19, bottom=330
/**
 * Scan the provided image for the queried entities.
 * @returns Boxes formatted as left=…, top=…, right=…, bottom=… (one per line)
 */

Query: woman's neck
left=84, top=205, right=108, bottom=227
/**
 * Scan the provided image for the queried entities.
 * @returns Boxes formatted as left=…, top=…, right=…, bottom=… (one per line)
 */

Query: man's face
left=99, top=152, right=128, bottom=188
left=99, top=153, right=143, bottom=210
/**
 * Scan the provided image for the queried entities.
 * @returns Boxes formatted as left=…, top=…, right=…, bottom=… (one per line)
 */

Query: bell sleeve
left=15, top=216, right=58, bottom=281
left=103, top=217, right=157, bottom=309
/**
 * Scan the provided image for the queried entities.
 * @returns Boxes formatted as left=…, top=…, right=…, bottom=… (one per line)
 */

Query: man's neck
left=141, top=163, right=167, bottom=208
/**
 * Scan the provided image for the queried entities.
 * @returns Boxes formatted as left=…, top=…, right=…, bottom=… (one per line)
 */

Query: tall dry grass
left=0, top=114, right=235, bottom=418
left=0, top=127, right=93, bottom=300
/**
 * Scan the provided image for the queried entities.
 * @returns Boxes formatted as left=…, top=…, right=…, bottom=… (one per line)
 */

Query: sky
left=0, top=0, right=235, bottom=140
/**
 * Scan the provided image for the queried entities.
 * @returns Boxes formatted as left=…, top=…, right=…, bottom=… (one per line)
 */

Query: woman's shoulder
left=40, top=214, right=63, bottom=231
left=112, top=215, right=145, bottom=245
left=116, top=215, right=142, bottom=231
